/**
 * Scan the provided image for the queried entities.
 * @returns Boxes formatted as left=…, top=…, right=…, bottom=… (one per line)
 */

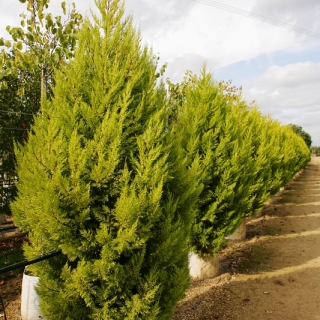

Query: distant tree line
left=311, top=146, right=320, bottom=155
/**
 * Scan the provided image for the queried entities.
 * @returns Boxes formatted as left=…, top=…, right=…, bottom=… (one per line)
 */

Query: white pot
left=21, top=268, right=45, bottom=320
left=226, top=217, right=246, bottom=240
left=189, top=252, right=219, bottom=279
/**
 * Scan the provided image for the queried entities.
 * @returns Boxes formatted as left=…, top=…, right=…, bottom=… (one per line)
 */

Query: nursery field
left=1, top=156, right=319, bottom=319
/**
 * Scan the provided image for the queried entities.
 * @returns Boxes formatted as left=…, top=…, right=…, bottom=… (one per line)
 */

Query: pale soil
left=173, top=156, right=320, bottom=320
left=1, top=157, right=320, bottom=319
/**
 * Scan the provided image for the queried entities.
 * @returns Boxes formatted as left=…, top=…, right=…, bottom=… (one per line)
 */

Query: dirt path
left=173, top=156, right=320, bottom=320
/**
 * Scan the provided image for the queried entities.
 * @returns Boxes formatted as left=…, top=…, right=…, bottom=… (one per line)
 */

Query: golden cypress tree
left=12, top=1, right=199, bottom=318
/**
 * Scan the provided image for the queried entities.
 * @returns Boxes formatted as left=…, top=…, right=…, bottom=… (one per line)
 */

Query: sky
left=1, top=0, right=320, bottom=145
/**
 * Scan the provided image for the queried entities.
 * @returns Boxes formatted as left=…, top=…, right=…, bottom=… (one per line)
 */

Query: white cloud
left=271, top=89, right=280, bottom=97
left=1, top=1, right=318, bottom=72
left=243, top=62, right=320, bottom=145
left=254, top=62, right=320, bottom=88
left=122, top=0, right=319, bottom=82
left=249, top=87, right=267, bottom=96
left=125, top=0, right=195, bottom=35
left=253, top=0, right=320, bottom=30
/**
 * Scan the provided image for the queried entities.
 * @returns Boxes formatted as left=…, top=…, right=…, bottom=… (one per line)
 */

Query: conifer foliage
left=172, top=68, right=254, bottom=256
left=169, top=67, right=310, bottom=257
left=11, top=1, right=199, bottom=319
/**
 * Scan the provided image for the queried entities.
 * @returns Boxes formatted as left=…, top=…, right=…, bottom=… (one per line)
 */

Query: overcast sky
left=1, top=0, right=320, bottom=145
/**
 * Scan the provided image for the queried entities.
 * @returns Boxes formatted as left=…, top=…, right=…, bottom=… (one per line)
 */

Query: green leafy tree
left=311, top=146, right=320, bottom=155
left=0, top=68, right=40, bottom=214
left=12, top=0, right=199, bottom=319
left=0, top=0, right=82, bottom=102
left=0, top=0, right=82, bottom=214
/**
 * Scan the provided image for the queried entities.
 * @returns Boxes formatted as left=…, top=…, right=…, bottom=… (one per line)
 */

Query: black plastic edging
left=0, top=250, right=62, bottom=275
left=0, top=225, right=18, bottom=232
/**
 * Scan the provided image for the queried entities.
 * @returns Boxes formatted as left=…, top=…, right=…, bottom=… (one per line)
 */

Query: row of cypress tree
left=169, top=69, right=310, bottom=257
left=11, top=0, right=310, bottom=319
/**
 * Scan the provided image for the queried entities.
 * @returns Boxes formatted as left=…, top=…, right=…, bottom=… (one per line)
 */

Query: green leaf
left=46, top=14, right=53, bottom=27
left=22, top=60, right=30, bottom=68
left=4, top=40, right=11, bottom=48
left=27, top=33, right=34, bottom=42
left=52, top=51, right=60, bottom=63
left=17, top=87, right=25, bottom=97
left=61, top=2, right=67, bottom=15
left=0, top=81, right=8, bottom=90
left=16, top=42, right=23, bottom=50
